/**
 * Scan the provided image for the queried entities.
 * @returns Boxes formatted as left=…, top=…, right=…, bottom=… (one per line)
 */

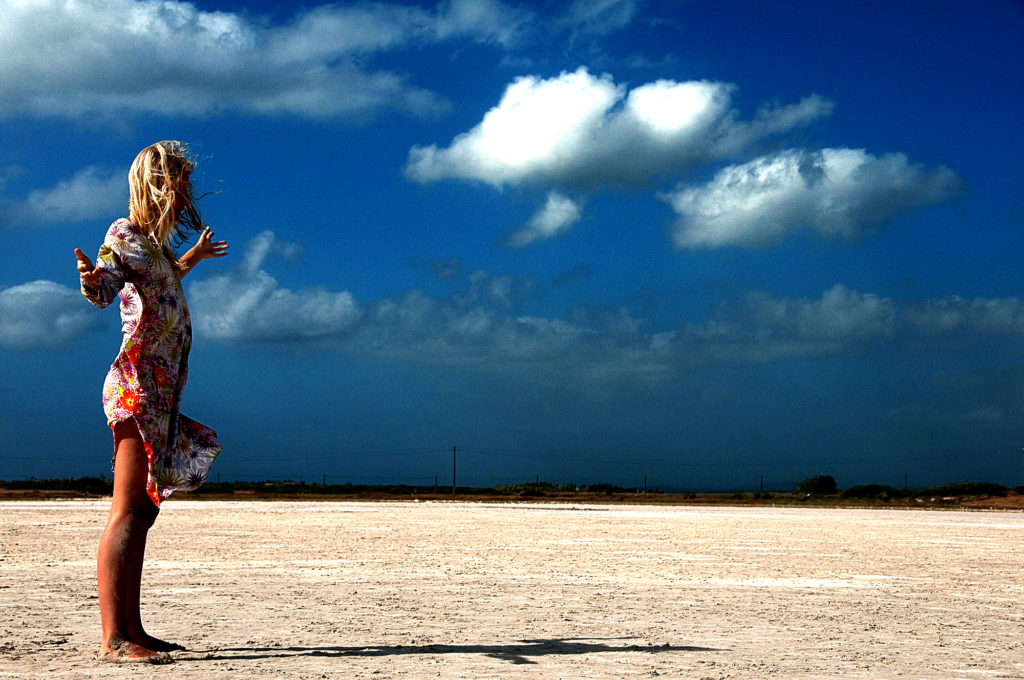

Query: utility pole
left=452, top=445, right=456, bottom=497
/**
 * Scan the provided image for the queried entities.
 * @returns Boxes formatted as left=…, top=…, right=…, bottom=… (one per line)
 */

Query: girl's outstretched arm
left=179, top=226, right=228, bottom=279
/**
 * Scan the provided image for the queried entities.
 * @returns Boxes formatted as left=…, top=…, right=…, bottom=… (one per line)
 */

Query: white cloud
left=186, top=232, right=646, bottom=378
left=453, top=269, right=537, bottom=309
left=0, top=280, right=104, bottom=351
left=5, top=166, right=126, bottom=226
left=508, top=192, right=584, bottom=247
left=5, top=239, right=1021, bottom=384
left=187, top=232, right=916, bottom=378
left=238, top=230, right=302, bottom=278
left=189, top=231, right=361, bottom=342
left=408, top=69, right=623, bottom=186
left=268, top=0, right=527, bottom=57
left=904, top=296, right=1024, bottom=335
left=555, top=0, right=640, bottom=38
left=665, top=148, right=961, bottom=249
left=0, top=0, right=529, bottom=120
left=667, top=285, right=898, bottom=366
left=429, top=0, right=530, bottom=46
left=358, top=292, right=658, bottom=381
left=405, top=68, right=831, bottom=188
left=742, top=284, right=895, bottom=344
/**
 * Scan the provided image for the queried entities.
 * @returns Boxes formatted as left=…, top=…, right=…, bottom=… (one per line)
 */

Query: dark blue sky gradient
left=1, top=0, right=1022, bottom=491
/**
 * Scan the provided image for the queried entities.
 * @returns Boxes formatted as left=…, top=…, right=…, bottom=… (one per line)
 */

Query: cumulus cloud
left=6, top=234, right=1021, bottom=383
left=405, top=68, right=831, bottom=189
left=904, top=296, right=1024, bottom=336
left=186, top=231, right=648, bottom=377
left=508, top=192, right=584, bottom=247
left=189, top=231, right=362, bottom=342
left=4, top=166, right=125, bottom=226
left=404, top=68, right=958, bottom=252
left=729, top=285, right=896, bottom=360
left=665, top=148, right=961, bottom=249
left=357, top=292, right=664, bottom=381
left=0, top=0, right=530, bottom=120
left=662, top=285, right=896, bottom=368
left=0, top=280, right=104, bottom=351
left=187, top=231, right=1021, bottom=382
left=451, top=269, right=538, bottom=309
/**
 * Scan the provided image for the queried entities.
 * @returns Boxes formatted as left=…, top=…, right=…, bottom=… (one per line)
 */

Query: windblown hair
left=128, top=141, right=204, bottom=265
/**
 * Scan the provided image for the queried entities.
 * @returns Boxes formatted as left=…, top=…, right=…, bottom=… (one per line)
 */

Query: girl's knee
left=109, top=490, right=159, bottom=527
left=109, top=505, right=158, bottom=537
left=137, top=502, right=159, bottom=528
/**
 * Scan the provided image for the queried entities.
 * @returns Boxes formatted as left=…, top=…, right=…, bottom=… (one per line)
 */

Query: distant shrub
left=916, top=482, right=1006, bottom=497
left=585, top=483, right=629, bottom=494
left=497, top=481, right=562, bottom=496
left=0, top=477, right=112, bottom=495
left=841, top=484, right=903, bottom=500
left=797, top=475, right=838, bottom=496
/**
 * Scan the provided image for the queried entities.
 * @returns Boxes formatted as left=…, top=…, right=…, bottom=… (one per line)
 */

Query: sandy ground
left=1, top=500, right=1022, bottom=679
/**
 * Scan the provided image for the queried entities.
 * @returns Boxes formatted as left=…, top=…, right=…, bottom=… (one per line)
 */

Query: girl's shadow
left=186, top=637, right=721, bottom=665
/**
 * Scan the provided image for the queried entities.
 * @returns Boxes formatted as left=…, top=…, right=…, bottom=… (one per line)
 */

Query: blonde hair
left=128, top=141, right=204, bottom=265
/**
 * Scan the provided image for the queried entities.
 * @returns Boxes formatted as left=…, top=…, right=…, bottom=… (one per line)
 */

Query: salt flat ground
left=1, top=500, right=1022, bottom=680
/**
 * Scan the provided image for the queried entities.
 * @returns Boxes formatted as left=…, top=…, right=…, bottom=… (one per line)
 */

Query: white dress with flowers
left=81, top=218, right=221, bottom=506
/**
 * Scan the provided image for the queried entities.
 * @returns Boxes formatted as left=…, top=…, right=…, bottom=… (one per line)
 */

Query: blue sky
left=2, top=0, right=1022, bottom=491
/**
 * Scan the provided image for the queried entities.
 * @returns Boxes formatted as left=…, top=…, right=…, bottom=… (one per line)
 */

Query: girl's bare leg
left=124, top=526, right=184, bottom=653
left=123, top=514, right=184, bottom=652
left=96, top=420, right=170, bottom=663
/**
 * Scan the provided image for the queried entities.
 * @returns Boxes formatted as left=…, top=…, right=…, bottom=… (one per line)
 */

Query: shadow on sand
left=188, top=637, right=721, bottom=665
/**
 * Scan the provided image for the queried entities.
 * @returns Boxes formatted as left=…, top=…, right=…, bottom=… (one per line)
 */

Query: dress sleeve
left=80, top=220, right=152, bottom=309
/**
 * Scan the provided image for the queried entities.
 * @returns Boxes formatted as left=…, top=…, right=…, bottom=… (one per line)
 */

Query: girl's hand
left=179, top=227, right=228, bottom=279
left=75, top=248, right=102, bottom=286
left=192, top=226, right=229, bottom=261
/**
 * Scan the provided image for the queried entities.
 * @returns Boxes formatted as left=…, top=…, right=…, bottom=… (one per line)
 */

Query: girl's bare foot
left=97, top=637, right=174, bottom=664
left=140, top=634, right=185, bottom=652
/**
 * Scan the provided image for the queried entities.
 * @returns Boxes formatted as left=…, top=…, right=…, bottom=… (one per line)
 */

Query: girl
left=75, top=141, right=228, bottom=664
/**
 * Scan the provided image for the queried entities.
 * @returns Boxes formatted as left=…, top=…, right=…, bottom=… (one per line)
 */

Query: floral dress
left=81, top=218, right=221, bottom=506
